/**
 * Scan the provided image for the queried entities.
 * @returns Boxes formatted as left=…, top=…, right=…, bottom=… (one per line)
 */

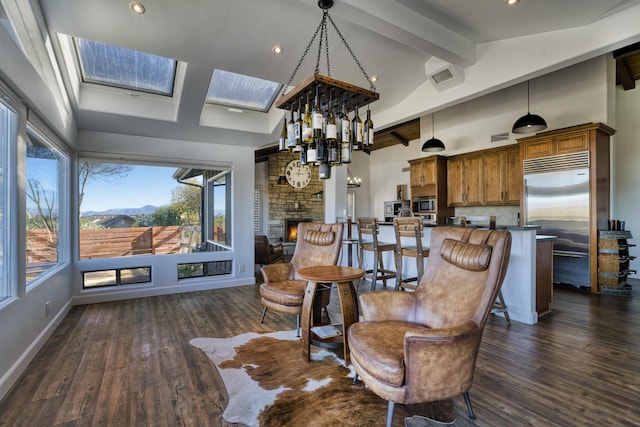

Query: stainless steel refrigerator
left=523, top=152, right=590, bottom=288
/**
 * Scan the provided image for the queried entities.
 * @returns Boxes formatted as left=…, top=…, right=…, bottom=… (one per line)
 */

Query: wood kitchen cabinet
left=447, top=145, right=520, bottom=207
left=447, top=154, right=483, bottom=206
left=408, top=155, right=453, bottom=223
left=409, top=157, right=436, bottom=187
left=483, top=147, right=521, bottom=206
left=520, top=126, right=591, bottom=160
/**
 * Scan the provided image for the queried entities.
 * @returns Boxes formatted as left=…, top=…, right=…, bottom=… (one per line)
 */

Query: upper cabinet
left=409, top=157, right=436, bottom=187
left=447, top=154, right=484, bottom=206
left=446, top=145, right=521, bottom=207
left=520, top=128, right=591, bottom=159
left=483, top=146, right=521, bottom=206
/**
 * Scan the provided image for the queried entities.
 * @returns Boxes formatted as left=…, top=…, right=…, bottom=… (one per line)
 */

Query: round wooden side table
left=297, top=265, right=364, bottom=366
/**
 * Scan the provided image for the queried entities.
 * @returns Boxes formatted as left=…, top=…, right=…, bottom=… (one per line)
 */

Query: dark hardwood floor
left=0, top=282, right=638, bottom=426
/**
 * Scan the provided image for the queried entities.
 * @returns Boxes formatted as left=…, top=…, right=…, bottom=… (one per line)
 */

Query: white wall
left=0, top=28, right=77, bottom=399
left=368, top=57, right=612, bottom=221
left=614, top=85, right=640, bottom=274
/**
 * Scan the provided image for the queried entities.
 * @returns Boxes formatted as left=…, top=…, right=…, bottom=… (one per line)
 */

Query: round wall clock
left=285, top=159, right=312, bottom=188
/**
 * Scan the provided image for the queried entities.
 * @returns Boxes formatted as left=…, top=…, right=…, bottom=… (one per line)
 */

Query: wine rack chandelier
left=275, top=0, right=379, bottom=180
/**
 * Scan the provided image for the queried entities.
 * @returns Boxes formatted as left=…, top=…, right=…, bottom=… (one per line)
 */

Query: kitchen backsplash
left=454, top=206, right=520, bottom=226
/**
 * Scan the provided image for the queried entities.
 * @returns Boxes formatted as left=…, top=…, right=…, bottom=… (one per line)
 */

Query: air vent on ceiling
left=424, top=57, right=465, bottom=91
left=491, top=132, right=510, bottom=142
left=431, top=68, right=454, bottom=85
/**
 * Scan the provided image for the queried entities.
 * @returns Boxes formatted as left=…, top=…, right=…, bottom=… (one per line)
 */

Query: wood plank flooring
left=0, top=283, right=638, bottom=426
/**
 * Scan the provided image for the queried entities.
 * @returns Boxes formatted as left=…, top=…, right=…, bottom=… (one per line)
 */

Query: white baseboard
left=0, top=299, right=73, bottom=401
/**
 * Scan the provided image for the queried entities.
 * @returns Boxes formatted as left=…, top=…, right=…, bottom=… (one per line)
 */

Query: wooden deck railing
left=26, top=226, right=226, bottom=262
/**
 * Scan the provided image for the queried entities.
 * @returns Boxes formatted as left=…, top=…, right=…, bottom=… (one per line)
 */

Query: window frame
left=0, top=83, right=20, bottom=304
left=73, top=37, right=178, bottom=97
left=24, top=115, right=70, bottom=289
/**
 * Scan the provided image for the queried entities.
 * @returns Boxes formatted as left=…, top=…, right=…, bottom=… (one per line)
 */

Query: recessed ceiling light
left=130, top=2, right=145, bottom=14
left=370, top=75, right=378, bottom=83
left=505, top=0, right=519, bottom=5
left=272, top=45, right=283, bottom=55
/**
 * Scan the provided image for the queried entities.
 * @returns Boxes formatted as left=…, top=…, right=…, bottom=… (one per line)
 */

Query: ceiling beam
left=616, top=58, right=636, bottom=90
left=388, top=131, right=409, bottom=146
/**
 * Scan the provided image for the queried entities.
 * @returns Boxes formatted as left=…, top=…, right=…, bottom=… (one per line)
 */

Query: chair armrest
left=359, top=291, right=416, bottom=322
left=261, top=263, right=293, bottom=282
left=402, top=320, right=482, bottom=403
left=271, top=242, right=284, bottom=252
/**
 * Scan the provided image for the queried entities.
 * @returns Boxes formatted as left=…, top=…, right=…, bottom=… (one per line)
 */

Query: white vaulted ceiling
left=36, top=0, right=640, bottom=149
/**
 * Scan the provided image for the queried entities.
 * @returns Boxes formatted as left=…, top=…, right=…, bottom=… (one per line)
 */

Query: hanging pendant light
left=422, top=113, right=445, bottom=152
left=512, top=80, right=547, bottom=134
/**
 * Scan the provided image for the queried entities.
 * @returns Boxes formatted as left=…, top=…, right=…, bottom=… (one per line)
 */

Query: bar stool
left=356, top=217, right=397, bottom=291
left=336, top=216, right=359, bottom=267
left=393, top=217, right=429, bottom=291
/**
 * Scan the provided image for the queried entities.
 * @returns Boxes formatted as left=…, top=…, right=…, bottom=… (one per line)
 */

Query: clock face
left=285, top=159, right=312, bottom=188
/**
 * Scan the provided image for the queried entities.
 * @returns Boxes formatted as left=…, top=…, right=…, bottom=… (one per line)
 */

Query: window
left=78, top=161, right=231, bottom=260
left=74, top=37, right=177, bottom=96
left=206, top=171, right=231, bottom=247
left=177, top=260, right=232, bottom=280
left=83, top=266, right=151, bottom=288
left=25, top=124, right=67, bottom=285
left=206, top=69, right=281, bottom=112
left=0, top=93, right=17, bottom=301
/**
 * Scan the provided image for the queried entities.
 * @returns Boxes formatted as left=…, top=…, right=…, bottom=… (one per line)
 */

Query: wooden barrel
left=598, top=230, right=634, bottom=296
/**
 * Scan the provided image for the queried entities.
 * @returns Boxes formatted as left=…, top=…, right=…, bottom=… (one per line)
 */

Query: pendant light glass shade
left=512, top=81, right=547, bottom=134
left=511, top=113, right=547, bottom=134
left=422, top=113, right=445, bottom=152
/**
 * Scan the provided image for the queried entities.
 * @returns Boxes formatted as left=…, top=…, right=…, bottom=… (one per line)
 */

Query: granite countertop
left=377, top=220, right=540, bottom=231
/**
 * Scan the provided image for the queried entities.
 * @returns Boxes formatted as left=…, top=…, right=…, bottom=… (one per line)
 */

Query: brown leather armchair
left=348, top=227, right=511, bottom=427
left=260, top=222, right=344, bottom=334
left=254, top=235, right=284, bottom=266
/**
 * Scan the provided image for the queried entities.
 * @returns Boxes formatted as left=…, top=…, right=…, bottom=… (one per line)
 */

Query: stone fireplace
left=284, top=218, right=313, bottom=242
left=266, top=151, right=324, bottom=242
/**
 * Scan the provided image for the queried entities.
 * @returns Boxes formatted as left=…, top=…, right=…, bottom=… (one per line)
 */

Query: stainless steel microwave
left=413, top=198, right=435, bottom=213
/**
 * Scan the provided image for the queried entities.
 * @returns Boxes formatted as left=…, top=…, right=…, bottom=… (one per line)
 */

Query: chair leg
left=395, top=252, right=403, bottom=291
left=386, top=401, right=395, bottom=427
left=352, top=372, right=359, bottom=384
left=260, top=306, right=267, bottom=323
left=296, top=314, right=301, bottom=337
left=463, top=391, right=477, bottom=420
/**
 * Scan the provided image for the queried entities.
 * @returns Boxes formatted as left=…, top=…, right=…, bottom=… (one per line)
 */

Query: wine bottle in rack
left=352, top=102, right=363, bottom=151
left=302, top=93, right=313, bottom=145
left=319, top=160, right=331, bottom=179
left=326, top=107, right=339, bottom=165
left=294, top=97, right=303, bottom=147
left=279, top=117, right=288, bottom=151
left=299, top=142, right=308, bottom=165
left=286, top=110, right=295, bottom=149
left=363, top=105, right=374, bottom=148
left=340, top=100, right=351, bottom=163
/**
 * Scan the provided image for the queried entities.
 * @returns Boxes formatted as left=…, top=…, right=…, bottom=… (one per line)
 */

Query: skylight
left=74, top=37, right=176, bottom=96
left=206, top=69, right=281, bottom=112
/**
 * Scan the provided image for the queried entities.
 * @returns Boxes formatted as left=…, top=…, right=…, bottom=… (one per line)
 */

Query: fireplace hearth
left=284, top=218, right=312, bottom=242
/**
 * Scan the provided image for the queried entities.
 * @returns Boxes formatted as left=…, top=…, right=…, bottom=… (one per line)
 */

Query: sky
left=81, top=164, right=182, bottom=213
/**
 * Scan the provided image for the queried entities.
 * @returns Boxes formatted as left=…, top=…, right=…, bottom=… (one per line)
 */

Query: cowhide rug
left=190, top=330, right=456, bottom=427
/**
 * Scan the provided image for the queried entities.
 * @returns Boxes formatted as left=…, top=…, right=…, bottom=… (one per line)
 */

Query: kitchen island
left=342, top=222, right=552, bottom=325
